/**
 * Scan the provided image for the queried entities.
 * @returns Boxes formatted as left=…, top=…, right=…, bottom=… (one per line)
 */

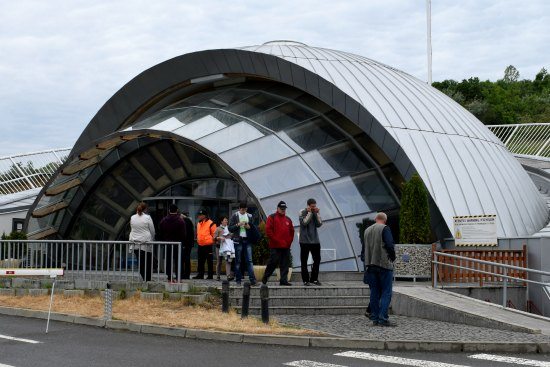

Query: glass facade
left=28, top=81, right=402, bottom=270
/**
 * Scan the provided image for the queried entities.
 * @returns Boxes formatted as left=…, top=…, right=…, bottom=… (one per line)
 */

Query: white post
left=46, top=276, right=56, bottom=333
left=426, top=0, right=432, bottom=85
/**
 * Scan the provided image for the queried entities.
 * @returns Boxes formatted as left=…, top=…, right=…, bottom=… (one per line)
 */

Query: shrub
left=399, top=173, right=432, bottom=243
left=252, top=221, right=270, bottom=265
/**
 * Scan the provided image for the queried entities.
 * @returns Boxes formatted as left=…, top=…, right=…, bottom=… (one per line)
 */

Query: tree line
left=432, top=66, right=550, bottom=125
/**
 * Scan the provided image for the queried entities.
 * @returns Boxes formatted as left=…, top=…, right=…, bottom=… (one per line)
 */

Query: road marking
left=0, top=334, right=41, bottom=344
left=469, top=354, right=550, bottom=367
left=0, top=363, right=16, bottom=367
left=284, top=361, right=347, bottom=367
left=335, top=351, right=470, bottom=367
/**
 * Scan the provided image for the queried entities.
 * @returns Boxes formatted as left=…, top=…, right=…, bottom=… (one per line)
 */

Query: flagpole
left=426, top=0, right=433, bottom=85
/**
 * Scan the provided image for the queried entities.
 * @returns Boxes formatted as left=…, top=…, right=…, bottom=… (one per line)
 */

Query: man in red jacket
left=262, top=201, right=295, bottom=286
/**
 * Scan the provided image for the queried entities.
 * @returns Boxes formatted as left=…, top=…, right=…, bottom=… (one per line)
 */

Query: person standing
left=360, top=212, right=396, bottom=327
left=194, top=210, right=216, bottom=279
left=229, top=202, right=258, bottom=286
left=262, top=201, right=295, bottom=286
left=129, top=202, right=156, bottom=282
left=180, top=211, right=195, bottom=280
left=214, top=216, right=235, bottom=281
left=299, top=198, right=322, bottom=286
left=158, top=204, right=187, bottom=283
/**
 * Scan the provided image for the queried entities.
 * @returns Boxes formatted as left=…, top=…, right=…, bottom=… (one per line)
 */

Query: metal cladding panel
left=239, top=42, right=548, bottom=237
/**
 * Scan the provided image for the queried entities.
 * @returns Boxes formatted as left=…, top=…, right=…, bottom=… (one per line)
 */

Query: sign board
left=453, top=215, right=497, bottom=246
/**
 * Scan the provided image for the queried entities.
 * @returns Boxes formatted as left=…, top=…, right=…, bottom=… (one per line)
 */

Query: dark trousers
left=197, top=245, right=213, bottom=278
left=165, top=245, right=181, bottom=282
left=134, top=250, right=153, bottom=282
left=365, top=266, right=393, bottom=323
left=182, top=246, right=192, bottom=279
left=300, top=243, right=320, bottom=283
left=262, top=248, right=290, bottom=284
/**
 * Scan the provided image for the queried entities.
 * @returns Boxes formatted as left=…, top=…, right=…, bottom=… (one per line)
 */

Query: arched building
left=25, top=41, right=548, bottom=271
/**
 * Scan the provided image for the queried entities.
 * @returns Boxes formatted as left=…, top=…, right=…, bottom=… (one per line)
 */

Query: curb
left=0, top=306, right=547, bottom=353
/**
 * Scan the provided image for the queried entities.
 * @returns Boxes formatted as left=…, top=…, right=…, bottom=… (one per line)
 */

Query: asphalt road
left=0, top=315, right=549, bottom=367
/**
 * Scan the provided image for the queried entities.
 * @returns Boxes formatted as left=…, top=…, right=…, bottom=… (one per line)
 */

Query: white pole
left=46, top=277, right=56, bottom=333
left=426, top=0, right=433, bottom=85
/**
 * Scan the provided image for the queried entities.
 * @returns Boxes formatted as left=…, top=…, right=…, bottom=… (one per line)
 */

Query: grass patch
left=0, top=294, right=322, bottom=336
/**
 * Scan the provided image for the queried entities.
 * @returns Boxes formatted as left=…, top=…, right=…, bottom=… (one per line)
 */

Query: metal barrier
left=488, top=123, right=550, bottom=160
left=0, top=240, right=182, bottom=282
left=433, top=251, right=550, bottom=308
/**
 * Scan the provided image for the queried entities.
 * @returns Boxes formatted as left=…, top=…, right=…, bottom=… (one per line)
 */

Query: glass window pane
left=219, top=135, right=295, bottom=173
left=326, top=171, right=398, bottom=216
left=82, top=195, right=122, bottom=226
left=96, top=176, right=135, bottom=210
left=252, top=102, right=317, bottom=131
left=259, top=183, right=339, bottom=223
left=199, top=89, right=256, bottom=108
left=344, top=211, right=399, bottom=259
left=197, top=121, right=264, bottom=154
left=225, top=93, right=285, bottom=117
left=242, top=156, right=319, bottom=198
left=132, top=150, right=164, bottom=181
left=112, top=161, right=149, bottom=193
left=281, top=117, right=345, bottom=151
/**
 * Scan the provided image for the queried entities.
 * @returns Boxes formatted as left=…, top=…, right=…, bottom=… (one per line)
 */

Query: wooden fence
left=432, top=244, right=527, bottom=286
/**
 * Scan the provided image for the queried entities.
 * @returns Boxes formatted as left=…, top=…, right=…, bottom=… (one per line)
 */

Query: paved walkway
left=275, top=314, right=550, bottom=343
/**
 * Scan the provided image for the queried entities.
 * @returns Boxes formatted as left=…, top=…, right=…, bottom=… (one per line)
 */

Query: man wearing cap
left=194, top=209, right=216, bottom=279
left=262, top=201, right=295, bottom=286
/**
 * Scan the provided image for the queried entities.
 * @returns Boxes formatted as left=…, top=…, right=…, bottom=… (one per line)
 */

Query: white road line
left=0, top=334, right=41, bottom=344
left=0, top=363, right=16, bottom=367
left=335, top=351, right=471, bottom=367
left=284, top=361, right=347, bottom=367
left=469, top=354, right=550, bottom=367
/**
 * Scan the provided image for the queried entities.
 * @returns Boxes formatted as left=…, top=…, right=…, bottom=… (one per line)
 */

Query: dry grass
left=0, top=294, right=322, bottom=336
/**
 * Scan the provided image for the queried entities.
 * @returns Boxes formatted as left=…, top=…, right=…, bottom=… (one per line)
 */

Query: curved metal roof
left=242, top=42, right=548, bottom=237
left=39, top=41, right=547, bottom=239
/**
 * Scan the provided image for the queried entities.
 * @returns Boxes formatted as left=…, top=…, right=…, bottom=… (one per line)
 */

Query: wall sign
left=453, top=215, right=497, bottom=246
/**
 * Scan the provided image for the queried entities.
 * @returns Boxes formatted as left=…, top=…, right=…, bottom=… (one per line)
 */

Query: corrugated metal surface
left=242, top=41, right=548, bottom=237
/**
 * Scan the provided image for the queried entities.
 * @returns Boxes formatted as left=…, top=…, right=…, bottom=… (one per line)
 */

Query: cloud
left=0, top=0, right=548, bottom=155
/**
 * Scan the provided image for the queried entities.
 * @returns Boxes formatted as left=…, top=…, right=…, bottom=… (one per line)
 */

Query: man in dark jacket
left=229, top=202, right=257, bottom=286
left=180, top=211, right=195, bottom=279
left=360, top=212, right=396, bottom=327
left=158, top=204, right=187, bottom=283
left=299, top=198, right=323, bottom=286
left=262, top=201, right=295, bottom=286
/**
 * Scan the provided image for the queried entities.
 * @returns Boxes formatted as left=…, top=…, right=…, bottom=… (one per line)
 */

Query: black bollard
left=260, top=284, right=269, bottom=324
left=241, top=281, right=251, bottom=319
left=221, top=280, right=230, bottom=313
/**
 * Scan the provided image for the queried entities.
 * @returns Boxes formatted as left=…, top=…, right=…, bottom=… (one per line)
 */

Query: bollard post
left=222, top=280, right=230, bottom=313
left=502, top=268, right=508, bottom=308
left=104, top=282, right=113, bottom=321
left=241, top=281, right=251, bottom=318
left=260, top=284, right=269, bottom=324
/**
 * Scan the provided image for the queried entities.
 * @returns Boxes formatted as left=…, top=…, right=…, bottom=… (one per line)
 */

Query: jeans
left=300, top=243, right=320, bottom=283
left=235, top=238, right=256, bottom=283
left=365, top=266, right=393, bottom=323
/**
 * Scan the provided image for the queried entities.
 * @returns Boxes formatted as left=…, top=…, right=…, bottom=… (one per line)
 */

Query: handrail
left=432, top=251, right=550, bottom=309
left=488, top=123, right=550, bottom=159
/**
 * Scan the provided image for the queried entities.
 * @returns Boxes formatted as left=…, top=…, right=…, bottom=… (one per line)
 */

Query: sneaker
left=206, top=276, right=214, bottom=280
left=311, top=280, right=322, bottom=286
left=250, top=281, right=258, bottom=286
left=192, top=275, right=204, bottom=279
left=372, top=321, right=379, bottom=326
left=377, top=320, right=397, bottom=327
left=303, top=282, right=311, bottom=286
left=279, top=282, right=292, bottom=286
left=227, top=276, right=235, bottom=281
left=216, top=275, right=221, bottom=281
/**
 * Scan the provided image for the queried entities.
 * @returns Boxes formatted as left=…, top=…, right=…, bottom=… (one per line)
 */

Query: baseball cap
left=197, top=209, right=207, bottom=216
left=277, top=201, right=287, bottom=209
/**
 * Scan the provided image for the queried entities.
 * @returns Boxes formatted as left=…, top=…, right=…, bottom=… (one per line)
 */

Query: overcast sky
left=0, top=0, right=548, bottom=156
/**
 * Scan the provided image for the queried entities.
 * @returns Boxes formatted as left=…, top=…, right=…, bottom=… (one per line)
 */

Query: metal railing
left=0, top=240, right=183, bottom=282
left=0, top=148, right=71, bottom=195
left=433, top=251, right=550, bottom=308
left=488, top=123, right=550, bottom=159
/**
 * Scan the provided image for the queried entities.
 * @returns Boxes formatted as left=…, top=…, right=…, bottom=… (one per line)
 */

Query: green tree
left=503, top=65, right=520, bottom=83
left=399, top=174, right=431, bottom=244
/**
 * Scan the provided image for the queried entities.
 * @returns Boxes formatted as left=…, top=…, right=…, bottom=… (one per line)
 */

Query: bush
left=1, top=231, right=27, bottom=240
left=399, top=174, right=431, bottom=243
left=252, top=221, right=270, bottom=265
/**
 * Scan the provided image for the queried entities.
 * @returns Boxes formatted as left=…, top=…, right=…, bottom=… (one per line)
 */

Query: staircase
left=229, top=272, right=370, bottom=315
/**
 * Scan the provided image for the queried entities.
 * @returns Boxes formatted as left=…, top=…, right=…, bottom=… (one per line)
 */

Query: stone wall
left=394, top=244, right=432, bottom=280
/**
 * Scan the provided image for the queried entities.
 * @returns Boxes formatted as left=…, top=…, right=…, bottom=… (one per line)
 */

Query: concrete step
left=229, top=285, right=370, bottom=298
left=230, top=295, right=369, bottom=307
left=234, top=305, right=368, bottom=315
left=288, top=271, right=364, bottom=282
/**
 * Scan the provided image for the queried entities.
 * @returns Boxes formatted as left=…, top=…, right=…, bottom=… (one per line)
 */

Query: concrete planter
left=253, top=265, right=266, bottom=281
left=275, top=268, right=293, bottom=282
